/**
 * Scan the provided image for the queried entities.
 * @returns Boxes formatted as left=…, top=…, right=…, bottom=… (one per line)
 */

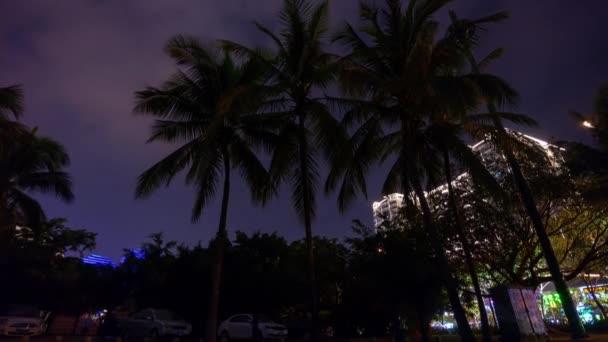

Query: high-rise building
left=372, top=193, right=405, bottom=227
left=371, top=132, right=561, bottom=227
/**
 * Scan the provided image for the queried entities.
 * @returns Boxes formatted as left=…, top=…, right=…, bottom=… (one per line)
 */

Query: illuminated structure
left=372, top=132, right=562, bottom=227
left=82, top=254, right=116, bottom=267
left=372, top=193, right=405, bottom=227
left=82, top=248, right=145, bottom=268
left=540, top=275, right=608, bottom=324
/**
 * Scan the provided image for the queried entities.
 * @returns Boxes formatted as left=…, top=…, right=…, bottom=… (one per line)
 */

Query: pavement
left=4, top=335, right=608, bottom=342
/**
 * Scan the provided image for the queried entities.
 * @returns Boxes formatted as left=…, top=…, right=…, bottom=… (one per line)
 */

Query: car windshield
left=0, top=306, right=40, bottom=318
left=154, top=310, right=182, bottom=321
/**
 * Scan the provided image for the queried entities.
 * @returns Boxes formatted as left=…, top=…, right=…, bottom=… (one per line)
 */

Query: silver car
left=117, top=308, right=192, bottom=338
left=0, top=306, right=50, bottom=337
left=218, top=314, right=287, bottom=341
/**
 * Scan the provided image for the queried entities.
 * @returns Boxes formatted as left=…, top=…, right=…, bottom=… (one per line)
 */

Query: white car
left=0, top=306, right=50, bottom=336
left=116, top=308, right=192, bottom=337
left=218, top=314, right=288, bottom=341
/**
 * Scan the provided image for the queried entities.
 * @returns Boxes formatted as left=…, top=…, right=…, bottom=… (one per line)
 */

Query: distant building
left=372, top=193, right=405, bottom=227
left=372, top=132, right=562, bottom=227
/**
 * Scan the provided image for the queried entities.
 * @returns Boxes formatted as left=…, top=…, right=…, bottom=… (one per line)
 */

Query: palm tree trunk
left=488, top=112, right=586, bottom=338
left=409, top=170, right=475, bottom=342
left=465, top=49, right=586, bottom=337
left=442, top=149, right=491, bottom=342
left=206, top=150, right=231, bottom=342
left=298, top=112, right=319, bottom=342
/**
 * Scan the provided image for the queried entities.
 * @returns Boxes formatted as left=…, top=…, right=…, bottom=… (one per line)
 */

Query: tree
left=344, top=218, right=445, bottom=342
left=558, top=141, right=608, bottom=204
left=0, top=217, right=97, bottom=312
left=0, top=130, right=74, bottom=231
left=27, top=217, right=96, bottom=256
left=326, top=1, right=521, bottom=339
left=423, top=42, right=543, bottom=339
left=447, top=11, right=587, bottom=337
left=428, top=122, right=495, bottom=342
left=571, top=84, right=608, bottom=152
left=222, top=1, right=340, bottom=339
left=133, top=36, right=275, bottom=342
left=459, top=168, right=608, bottom=289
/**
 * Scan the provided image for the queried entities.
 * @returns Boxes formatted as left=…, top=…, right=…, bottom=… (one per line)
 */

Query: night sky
left=0, top=1, right=605, bottom=260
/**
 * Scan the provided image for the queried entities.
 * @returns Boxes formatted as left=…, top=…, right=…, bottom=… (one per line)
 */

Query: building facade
left=371, top=132, right=562, bottom=227
left=372, top=193, right=405, bottom=227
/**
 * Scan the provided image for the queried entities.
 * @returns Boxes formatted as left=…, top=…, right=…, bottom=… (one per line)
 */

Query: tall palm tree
left=447, top=11, right=587, bottom=337
left=0, top=130, right=74, bottom=231
left=426, top=42, right=542, bottom=340
left=222, top=1, right=339, bottom=339
left=134, top=36, right=276, bottom=342
left=327, top=1, right=524, bottom=340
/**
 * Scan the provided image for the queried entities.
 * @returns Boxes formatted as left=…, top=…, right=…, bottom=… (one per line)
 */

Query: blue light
left=82, top=254, right=116, bottom=267
left=119, top=248, right=146, bottom=264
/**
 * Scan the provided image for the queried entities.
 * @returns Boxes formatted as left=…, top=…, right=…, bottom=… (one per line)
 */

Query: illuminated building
left=372, top=193, right=405, bottom=227
left=371, top=132, right=562, bottom=227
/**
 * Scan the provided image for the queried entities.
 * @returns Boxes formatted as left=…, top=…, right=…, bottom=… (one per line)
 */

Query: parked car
left=0, top=305, right=50, bottom=336
left=218, top=314, right=288, bottom=341
left=116, top=308, right=192, bottom=338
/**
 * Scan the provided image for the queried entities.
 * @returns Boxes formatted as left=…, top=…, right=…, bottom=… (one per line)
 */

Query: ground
left=3, top=334, right=608, bottom=342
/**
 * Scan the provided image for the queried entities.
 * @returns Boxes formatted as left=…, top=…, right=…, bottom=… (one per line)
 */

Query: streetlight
left=582, top=120, right=595, bottom=129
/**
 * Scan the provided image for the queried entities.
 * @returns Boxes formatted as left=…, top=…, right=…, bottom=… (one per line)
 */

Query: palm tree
left=0, top=84, right=29, bottom=150
left=427, top=41, right=544, bottom=340
left=327, top=1, right=524, bottom=340
left=447, top=11, right=587, bottom=337
left=133, top=36, right=277, bottom=342
left=427, top=121, right=496, bottom=342
left=221, top=1, right=340, bottom=339
left=0, top=130, right=74, bottom=231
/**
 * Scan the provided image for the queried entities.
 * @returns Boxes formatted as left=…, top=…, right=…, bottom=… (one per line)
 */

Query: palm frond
left=307, top=0, right=329, bottom=42
left=147, top=119, right=206, bottom=144
left=382, top=157, right=404, bottom=195
left=325, top=116, right=383, bottom=211
left=469, top=11, right=510, bottom=25
left=254, top=22, right=286, bottom=54
left=230, top=137, right=274, bottom=205
left=16, top=171, right=74, bottom=202
left=464, top=73, right=519, bottom=107
left=466, top=112, right=538, bottom=127
left=0, top=84, right=24, bottom=119
left=133, top=84, right=203, bottom=120
left=189, top=148, right=223, bottom=222
left=165, top=34, right=219, bottom=68
left=477, top=48, right=504, bottom=71
left=290, top=146, right=319, bottom=223
left=135, top=140, right=197, bottom=198
left=8, top=189, right=46, bottom=227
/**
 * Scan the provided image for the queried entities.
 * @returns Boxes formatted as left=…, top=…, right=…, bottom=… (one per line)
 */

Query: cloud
left=1, top=0, right=605, bottom=258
